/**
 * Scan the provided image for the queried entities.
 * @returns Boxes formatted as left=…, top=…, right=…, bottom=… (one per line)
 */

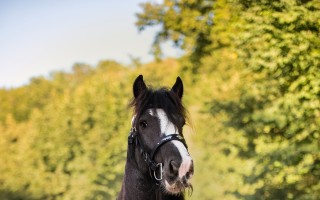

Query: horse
left=117, top=75, right=194, bottom=200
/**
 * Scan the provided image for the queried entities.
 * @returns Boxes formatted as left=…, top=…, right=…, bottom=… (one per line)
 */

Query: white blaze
left=149, top=109, right=192, bottom=179
left=149, top=109, right=177, bottom=135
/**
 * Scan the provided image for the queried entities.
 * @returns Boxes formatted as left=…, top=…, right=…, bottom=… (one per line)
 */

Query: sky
left=0, top=0, right=180, bottom=88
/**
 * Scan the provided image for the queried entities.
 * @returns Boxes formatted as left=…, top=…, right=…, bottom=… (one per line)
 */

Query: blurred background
left=0, top=0, right=319, bottom=199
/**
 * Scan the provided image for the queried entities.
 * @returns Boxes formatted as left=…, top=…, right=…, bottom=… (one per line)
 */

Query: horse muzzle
left=164, top=157, right=194, bottom=194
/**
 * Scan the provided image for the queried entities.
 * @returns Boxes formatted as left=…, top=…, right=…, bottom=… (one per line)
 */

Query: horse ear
left=133, top=75, right=147, bottom=98
left=171, top=76, right=183, bottom=99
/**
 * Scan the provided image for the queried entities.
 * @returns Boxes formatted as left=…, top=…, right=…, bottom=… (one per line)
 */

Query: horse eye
left=139, top=121, right=148, bottom=129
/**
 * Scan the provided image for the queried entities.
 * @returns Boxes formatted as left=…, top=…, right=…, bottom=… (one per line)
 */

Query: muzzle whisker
left=187, top=184, right=193, bottom=197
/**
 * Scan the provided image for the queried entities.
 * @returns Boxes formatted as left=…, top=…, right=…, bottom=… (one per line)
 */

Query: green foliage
left=0, top=62, right=132, bottom=199
left=137, top=0, right=319, bottom=199
left=228, top=0, right=320, bottom=199
left=137, top=0, right=217, bottom=70
left=0, top=77, right=54, bottom=122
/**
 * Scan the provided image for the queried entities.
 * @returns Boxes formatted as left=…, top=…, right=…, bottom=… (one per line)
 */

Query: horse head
left=129, top=75, right=194, bottom=195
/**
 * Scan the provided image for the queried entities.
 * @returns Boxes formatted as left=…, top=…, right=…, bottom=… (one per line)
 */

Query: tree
left=137, top=0, right=320, bottom=199
left=136, top=0, right=238, bottom=72
left=228, top=0, right=320, bottom=199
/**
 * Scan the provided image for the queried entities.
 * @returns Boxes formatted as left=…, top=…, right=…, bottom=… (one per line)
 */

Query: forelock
left=129, top=87, right=187, bottom=128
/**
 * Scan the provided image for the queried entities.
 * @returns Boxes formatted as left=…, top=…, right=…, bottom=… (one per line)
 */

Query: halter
left=128, top=126, right=188, bottom=183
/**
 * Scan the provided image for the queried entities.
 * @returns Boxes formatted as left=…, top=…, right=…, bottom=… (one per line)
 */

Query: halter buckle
left=153, top=163, right=163, bottom=181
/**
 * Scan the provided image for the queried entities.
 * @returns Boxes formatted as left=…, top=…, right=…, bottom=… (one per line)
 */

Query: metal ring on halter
left=153, top=163, right=163, bottom=181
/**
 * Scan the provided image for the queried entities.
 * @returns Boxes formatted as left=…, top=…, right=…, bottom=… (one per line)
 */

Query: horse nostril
left=169, top=160, right=180, bottom=174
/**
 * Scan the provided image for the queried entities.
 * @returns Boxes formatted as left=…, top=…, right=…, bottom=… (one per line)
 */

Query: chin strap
left=128, top=127, right=188, bottom=183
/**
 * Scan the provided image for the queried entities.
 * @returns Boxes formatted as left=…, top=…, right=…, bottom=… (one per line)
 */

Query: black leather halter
left=128, top=127, right=188, bottom=183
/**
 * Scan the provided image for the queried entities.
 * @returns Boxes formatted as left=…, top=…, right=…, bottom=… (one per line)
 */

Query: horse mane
left=129, top=86, right=188, bottom=129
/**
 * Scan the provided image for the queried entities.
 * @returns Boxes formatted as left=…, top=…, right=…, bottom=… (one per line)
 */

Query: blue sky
left=0, top=0, right=179, bottom=88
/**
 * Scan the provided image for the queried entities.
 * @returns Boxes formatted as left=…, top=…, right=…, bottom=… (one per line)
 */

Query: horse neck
left=118, top=146, right=185, bottom=200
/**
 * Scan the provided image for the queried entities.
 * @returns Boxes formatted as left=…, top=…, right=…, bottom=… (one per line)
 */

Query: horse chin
left=164, top=179, right=192, bottom=195
left=164, top=180, right=182, bottom=194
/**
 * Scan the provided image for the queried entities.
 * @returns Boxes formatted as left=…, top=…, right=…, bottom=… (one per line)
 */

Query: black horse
left=117, top=75, right=194, bottom=200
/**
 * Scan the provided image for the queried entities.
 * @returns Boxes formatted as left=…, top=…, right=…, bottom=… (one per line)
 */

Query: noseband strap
left=150, top=134, right=187, bottom=159
left=128, top=128, right=188, bottom=183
